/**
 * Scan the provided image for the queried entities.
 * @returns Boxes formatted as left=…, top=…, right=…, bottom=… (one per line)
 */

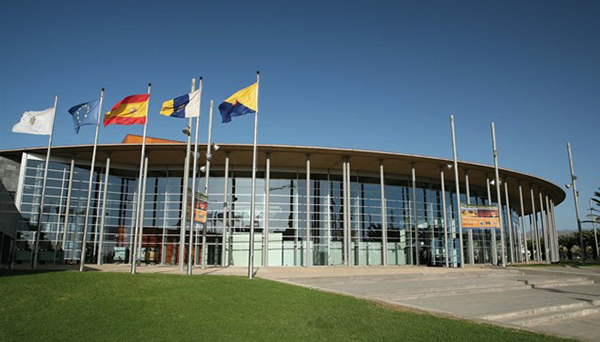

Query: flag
left=12, top=107, right=55, bottom=135
left=104, top=94, right=149, bottom=126
left=160, top=89, right=200, bottom=118
left=218, top=83, right=258, bottom=123
left=68, top=100, right=100, bottom=133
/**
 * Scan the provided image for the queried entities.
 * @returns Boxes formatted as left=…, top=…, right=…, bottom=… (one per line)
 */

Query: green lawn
left=0, top=271, right=574, bottom=342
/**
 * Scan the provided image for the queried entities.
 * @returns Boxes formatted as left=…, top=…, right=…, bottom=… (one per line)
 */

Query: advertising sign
left=460, top=204, right=500, bottom=229
left=187, top=188, right=208, bottom=223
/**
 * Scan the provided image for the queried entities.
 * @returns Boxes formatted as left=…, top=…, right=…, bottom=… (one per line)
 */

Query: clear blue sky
left=1, top=0, right=598, bottom=231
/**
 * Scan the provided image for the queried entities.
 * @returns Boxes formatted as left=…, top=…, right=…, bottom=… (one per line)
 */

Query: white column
left=503, top=179, right=514, bottom=264
left=305, top=154, right=311, bottom=267
left=263, top=152, right=270, bottom=268
left=379, top=160, right=388, bottom=266
left=486, top=176, right=497, bottom=265
left=411, top=163, right=419, bottom=266
left=465, top=169, right=474, bottom=265
left=440, top=167, right=449, bottom=267
left=97, top=157, right=111, bottom=265
left=518, top=182, right=528, bottom=263
left=221, top=152, right=230, bottom=267
left=61, top=158, right=76, bottom=253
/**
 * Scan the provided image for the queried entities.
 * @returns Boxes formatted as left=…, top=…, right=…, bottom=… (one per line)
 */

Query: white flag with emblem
left=12, top=107, right=55, bottom=135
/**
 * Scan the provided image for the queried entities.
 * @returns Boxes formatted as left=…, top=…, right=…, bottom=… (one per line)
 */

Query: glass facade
left=13, top=152, right=526, bottom=267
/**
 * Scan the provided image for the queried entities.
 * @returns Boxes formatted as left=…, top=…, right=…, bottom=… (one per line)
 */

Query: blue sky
left=1, top=0, right=598, bottom=231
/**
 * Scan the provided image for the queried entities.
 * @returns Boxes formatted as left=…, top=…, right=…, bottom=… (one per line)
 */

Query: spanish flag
left=104, top=94, right=149, bottom=126
left=218, top=83, right=258, bottom=123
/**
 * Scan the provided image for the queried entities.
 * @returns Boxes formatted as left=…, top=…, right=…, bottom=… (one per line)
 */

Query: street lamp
left=566, top=143, right=585, bottom=264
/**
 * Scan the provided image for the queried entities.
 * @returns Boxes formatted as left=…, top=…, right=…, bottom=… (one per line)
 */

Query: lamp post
left=566, top=143, right=584, bottom=264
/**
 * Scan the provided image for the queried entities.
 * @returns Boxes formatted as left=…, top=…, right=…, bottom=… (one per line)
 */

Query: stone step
left=376, top=283, right=532, bottom=301
left=357, top=281, right=527, bottom=296
left=528, top=278, right=595, bottom=289
left=290, top=271, right=524, bottom=286
left=508, top=306, right=600, bottom=327
left=483, top=301, right=592, bottom=321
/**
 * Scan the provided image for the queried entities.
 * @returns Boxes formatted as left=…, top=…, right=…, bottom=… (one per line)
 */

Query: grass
left=0, top=270, right=575, bottom=342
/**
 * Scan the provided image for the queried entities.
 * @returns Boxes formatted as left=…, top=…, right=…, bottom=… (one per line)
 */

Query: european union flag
left=68, top=100, right=100, bottom=133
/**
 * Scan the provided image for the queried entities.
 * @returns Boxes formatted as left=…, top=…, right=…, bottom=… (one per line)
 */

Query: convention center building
left=0, top=135, right=564, bottom=268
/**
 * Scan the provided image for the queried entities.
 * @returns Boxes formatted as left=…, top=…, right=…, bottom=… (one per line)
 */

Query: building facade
left=0, top=140, right=565, bottom=268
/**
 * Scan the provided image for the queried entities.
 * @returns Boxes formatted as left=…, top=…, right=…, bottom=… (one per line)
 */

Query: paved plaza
left=275, top=266, right=600, bottom=342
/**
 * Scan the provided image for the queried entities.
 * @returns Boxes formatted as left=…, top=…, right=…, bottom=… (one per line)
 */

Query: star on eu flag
left=68, top=99, right=100, bottom=134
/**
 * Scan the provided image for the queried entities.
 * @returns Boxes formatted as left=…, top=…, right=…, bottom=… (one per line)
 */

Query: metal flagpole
left=179, top=81, right=195, bottom=271
left=450, top=115, right=465, bottom=268
left=248, top=71, right=260, bottom=279
left=186, top=79, right=202, bottom=275
left=567, top=143, right=585, bottom=264
left=440, top=166, right=449, bottom=267
left=490, top=123, right=506, bottom=267
left=97, top=156, right=110, bottom=265
left=221, top=152, right=230, bottom=267
left=79, top=89, right=104, bottom=272
left=131, top=84, right=151, bottom=274
left=32, top=95, right=59, bottom=270
left=200, top=99, right=214, bottom=270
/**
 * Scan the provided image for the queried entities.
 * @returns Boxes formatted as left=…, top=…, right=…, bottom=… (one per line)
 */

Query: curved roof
left=0, top=143, right=565, bottom=214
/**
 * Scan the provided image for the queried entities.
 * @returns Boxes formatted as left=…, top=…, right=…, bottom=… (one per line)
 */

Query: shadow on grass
left=0, top=269, right=69, bottom=278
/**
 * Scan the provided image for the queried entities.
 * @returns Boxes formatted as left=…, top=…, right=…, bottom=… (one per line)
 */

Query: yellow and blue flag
left=160, top=89, right=200, bottom=118
left=218, top=83, right=258, bottom=123
left=68, top=100, right=100, bottom=133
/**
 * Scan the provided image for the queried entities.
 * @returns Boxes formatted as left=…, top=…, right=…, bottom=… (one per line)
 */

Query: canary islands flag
left=104, top=94, right=149, bottom=126
left=160, top=89, right=200, bottom=118
left=218, top=83, right=258, bottom=123
left=12, top=107, right=55, bottom=135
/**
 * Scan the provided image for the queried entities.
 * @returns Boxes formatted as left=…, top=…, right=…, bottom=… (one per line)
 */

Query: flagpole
left=450, top=115, right=465, bottom=268
left=179, top=81, right=195, bottom=272
left=79, top=89, right=105, bottom=272
left=32, top=95, right=59, bottom=269
left=187, top=78, right=202, bottom=275
left=491, top=122, right=507, bottom=267
left=131, top=83, right=151, bottom=274
left=248, top=71, right=260, bottom=279
left=200, top=99, right=214, bottom=269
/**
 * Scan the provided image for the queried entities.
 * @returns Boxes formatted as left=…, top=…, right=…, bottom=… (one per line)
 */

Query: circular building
left=0, top=135, right=564, bottom=268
